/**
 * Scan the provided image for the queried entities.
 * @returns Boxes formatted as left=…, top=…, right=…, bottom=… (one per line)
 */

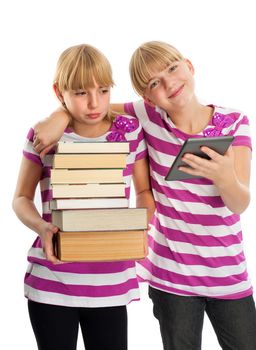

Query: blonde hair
left=54, top=44, right=114, bottom=120
left=129, top=41, right=184, bottom=96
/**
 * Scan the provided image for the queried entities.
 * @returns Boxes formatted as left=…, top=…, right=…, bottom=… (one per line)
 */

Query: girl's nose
left=163, top=76, right=174, bottom=90
left=88, top=93, right=98, bottom=109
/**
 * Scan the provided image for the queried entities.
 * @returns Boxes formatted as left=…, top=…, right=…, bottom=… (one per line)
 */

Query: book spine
left=52, top=208, right=147, bottom=232
left=50, top=198, right=129, bottom=210
left=51, top=184, right=126, bottom=198
left=51, top=169, right=124, bottom=184
left=53, top=154, right=127, bottom=169
left=57, top=230, right=147, bottom=262
left=57, top=142, right=130, bottom=154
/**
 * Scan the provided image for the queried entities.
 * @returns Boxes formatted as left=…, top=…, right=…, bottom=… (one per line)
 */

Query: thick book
left=51, top=183, right=126, bottom=198
left=56, top=230, right=148, bottom=262
left=57, top=141, right=130, bottom=154
left=51, top=169, right=124, bottom=184
left=50, top=197, right=129, bottom=210
left=52, top=208, right=147, bottom=231
left=53, top=154, right=127, bottom=169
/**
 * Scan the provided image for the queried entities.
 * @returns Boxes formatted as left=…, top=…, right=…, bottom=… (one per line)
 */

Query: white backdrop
left=1, top=1, right=256, bottom=349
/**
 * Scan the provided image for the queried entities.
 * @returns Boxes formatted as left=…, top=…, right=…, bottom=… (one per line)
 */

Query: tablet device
left=165, top=136, right=234, bottom=181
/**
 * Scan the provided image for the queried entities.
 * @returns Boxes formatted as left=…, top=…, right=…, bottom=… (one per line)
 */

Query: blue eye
left=150, top=81, right=159, bottom=89
left=169, top=65, right=178, bottom=73
left=75, top=91, right=86, bottom=96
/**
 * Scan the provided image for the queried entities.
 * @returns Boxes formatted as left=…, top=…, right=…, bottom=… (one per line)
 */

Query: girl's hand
left=33, top=133, right=56, bottom=158
left=33, top=108, right=71, bottom=158
left=179, top=146, right=236, bottom=187
left=38, top=221, right=60, bottom=264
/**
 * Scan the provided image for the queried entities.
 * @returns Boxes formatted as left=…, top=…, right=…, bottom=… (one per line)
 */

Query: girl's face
left=61, top=83, right=111, bottom=127
left=144, top=59, right=195, bottom=113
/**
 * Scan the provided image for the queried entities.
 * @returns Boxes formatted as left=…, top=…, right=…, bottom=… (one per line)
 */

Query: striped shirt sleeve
left=232, top=115, right=252, bottom=150
left=23, top=128, right=43, bottom=166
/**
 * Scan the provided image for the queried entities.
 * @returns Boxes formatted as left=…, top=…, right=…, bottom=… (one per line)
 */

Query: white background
left=1, top=0, right=256, bottom=349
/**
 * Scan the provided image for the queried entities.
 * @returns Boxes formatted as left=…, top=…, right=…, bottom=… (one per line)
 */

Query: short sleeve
left=232, top=115, right=252, bottom=150
left=23, top=128, right=43, bottom=166
left=124, top=102, right=137, bottom=118
left=134, top=124, right=148, bottom=161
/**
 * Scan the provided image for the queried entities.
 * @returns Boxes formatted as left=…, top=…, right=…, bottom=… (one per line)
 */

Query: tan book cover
left=52, top=208, right=147, bottom=231
left=51, top=183, right=126, bottom=198
left=56, top=230, right=148, bottom=262
left=51, top=169, right=124, bottom=184
left=53, top=154, right=127, bottom=169
left=57, top=141, right=130, bottom=154
left=50, top=197, right=129, bottom=210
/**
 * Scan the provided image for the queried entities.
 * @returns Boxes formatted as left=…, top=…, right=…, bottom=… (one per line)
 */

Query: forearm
left=218, top=180, right=250, bottom=214
left=136, top=189, right=155, bottom=223
left=111, top=104, right=125, bottom=114
left=34, top=107, right=71, bottom=150
left=13, top=197, right=45, bottom=235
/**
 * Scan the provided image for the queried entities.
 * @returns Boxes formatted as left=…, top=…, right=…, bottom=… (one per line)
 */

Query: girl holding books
left=32, top=41, right=256, bottom=350
left=12, top=44, right=155, bottom=350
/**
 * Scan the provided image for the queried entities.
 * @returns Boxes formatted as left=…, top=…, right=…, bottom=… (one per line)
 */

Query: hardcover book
left=56, top=141, right=130, bottom=154
left=51, top=183, right=126, bottom=198
left=56, top=230, right=148, bottom=262
left=51, top=169, right=124, bottom=184
left=50, top=197, right=129, bottom=210
left=53, top=154, right=127, bottom=169
left=52, top=208, right=147, bottom=231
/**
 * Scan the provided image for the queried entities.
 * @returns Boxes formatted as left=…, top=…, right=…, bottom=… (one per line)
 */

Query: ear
left=53, top=83, right=64, bottom=104
left=143, top=94, right=155, bottom=107
left=184, top=59, right=195, bottom=74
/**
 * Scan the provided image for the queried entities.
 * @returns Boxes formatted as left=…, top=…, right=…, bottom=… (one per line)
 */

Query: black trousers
left=149, top=286, right=256, bottom=350
left=28, top=300, right=127, bottom=350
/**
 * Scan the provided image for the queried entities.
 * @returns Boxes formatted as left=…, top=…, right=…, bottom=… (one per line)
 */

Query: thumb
left=225, top=145, right=233, bottom=157
left=47, top=223, right=59, bottom=234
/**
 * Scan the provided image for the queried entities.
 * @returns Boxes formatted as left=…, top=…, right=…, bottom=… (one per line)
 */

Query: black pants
left=28, top=300, right=127, bottom=350
left=149, top=286, right=256, bottom=350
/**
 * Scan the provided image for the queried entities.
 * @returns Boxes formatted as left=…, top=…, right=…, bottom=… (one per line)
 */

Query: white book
left=51, top=169, right=124, bottom=184
left=57, top=141, right=130, bottom=154
left=51, top=184, right=126, bottom=198
left=52, top=208, right=147, bottom=231
left=50, top=198, right=129, bottom=210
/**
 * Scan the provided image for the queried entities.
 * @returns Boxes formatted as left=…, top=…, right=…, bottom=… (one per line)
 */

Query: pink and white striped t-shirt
left=125, top=101, right=253, bottom=300
left=23, top=115, right=147, bottom=307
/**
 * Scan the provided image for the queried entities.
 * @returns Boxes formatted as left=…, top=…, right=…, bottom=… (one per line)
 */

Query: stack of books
left=50, top=142, right=148, bottom=262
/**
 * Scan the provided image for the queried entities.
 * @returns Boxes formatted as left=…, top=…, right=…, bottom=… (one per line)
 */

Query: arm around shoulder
left=33, top=106, right=71, bottom=158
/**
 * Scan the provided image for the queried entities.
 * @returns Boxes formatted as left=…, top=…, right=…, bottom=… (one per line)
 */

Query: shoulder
left=107, top=114, right=143, bottom=142
left=213, top=105, right=249, bottom=124
left=125, top=100, right=162, bottom=121
left=208, top=105, right=251, bottom=148
left=204, top=105, right=249, bottom=137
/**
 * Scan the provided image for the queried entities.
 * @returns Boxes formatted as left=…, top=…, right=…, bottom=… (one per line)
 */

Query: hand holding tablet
left=165, top=136, right=234, bottom=181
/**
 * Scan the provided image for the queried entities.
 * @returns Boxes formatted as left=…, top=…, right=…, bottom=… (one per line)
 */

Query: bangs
left=55, top=45, right=114, bottom=92
left=129, top=41, right=184, bottom=95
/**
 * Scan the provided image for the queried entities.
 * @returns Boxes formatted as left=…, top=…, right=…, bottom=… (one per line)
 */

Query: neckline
left=162, top=104, right=217, bottom=138
left=65, top=117, right=116, bottom=140
left=65, top=114, right=138, bottom=142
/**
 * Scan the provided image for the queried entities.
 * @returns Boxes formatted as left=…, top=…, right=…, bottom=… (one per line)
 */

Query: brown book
left=52, top=208, right=147, bottom=231
left=53, top=154, right=127, bottom=169
left=57, top=141, right=130, bottom=154
left=50, top=197, right=129, bottom=210
left=51, top=183, right=126, bottom=198
left=51, top=169, right=124, bottom=184
left=56, top=230, right=148, bottom=262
